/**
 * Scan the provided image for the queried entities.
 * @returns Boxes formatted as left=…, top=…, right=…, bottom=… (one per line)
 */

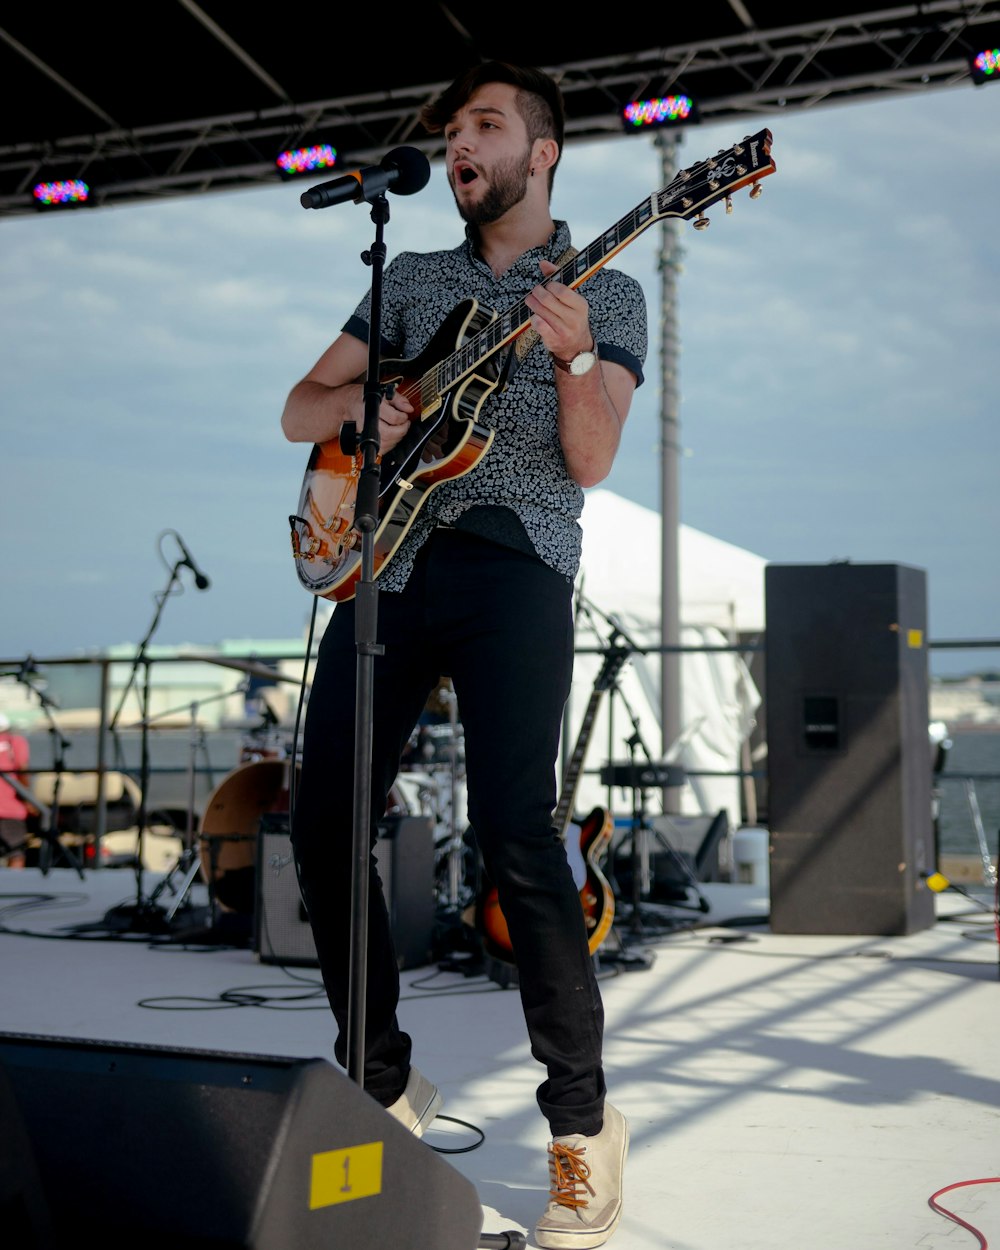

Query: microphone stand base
left=99, top=899, right=174, bottom=935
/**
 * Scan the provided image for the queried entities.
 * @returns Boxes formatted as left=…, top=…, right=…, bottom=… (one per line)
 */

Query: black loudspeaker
left=256, top=814, right=437, bottom=970
left=765, top=562, right=936, bottom=935
left=0, top=1032, right=483, bottom=1250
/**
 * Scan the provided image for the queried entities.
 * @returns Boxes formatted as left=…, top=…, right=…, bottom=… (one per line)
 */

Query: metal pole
left=656, top=129, right=683, bottom=791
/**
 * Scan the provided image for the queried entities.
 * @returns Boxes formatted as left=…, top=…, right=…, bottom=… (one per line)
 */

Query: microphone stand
left=34, top=680, right=84, bottom=877
left=6, top=664, right=85, bottom=878
left=341, top=189, right=392, bottom=1089
left=103, top=555, right=187, bottom=932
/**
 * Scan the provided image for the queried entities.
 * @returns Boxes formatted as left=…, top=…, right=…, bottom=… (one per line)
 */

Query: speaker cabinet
left=765, top=563, right=935, bottom=935
left=256, top=814, right=437, bottom=970
left=0, top=1032, right=483, bottom=1250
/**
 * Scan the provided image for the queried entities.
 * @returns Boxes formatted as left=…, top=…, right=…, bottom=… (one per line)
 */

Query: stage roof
left=1, top=2, right=998, bottom=219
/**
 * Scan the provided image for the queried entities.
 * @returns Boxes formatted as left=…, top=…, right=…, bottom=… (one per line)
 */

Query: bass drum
left=199, top=759, right=297, bottom=914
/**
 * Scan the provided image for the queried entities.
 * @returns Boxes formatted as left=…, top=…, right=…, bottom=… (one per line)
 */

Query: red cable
left=928, top=1177, right=1000, bottom=1249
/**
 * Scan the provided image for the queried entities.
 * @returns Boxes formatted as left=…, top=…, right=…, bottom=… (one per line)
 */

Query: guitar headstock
left=657, top=128, right=775, bottom=227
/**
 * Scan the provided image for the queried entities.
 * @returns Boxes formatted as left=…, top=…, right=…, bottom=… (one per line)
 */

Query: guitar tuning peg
left=750, top=181, right=763, bottom=200
left=725, top=195, right=733, bottom=214
left=692, top=212, right=710, bottom=230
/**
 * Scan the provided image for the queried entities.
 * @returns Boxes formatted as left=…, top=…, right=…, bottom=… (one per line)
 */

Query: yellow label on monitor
left=907, top=629, right=923, bottom=648
left=309, top=1140, right=383, bottom=1209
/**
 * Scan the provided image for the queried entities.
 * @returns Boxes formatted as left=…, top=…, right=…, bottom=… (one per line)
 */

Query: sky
left=1, top=83, right=998, bottom=679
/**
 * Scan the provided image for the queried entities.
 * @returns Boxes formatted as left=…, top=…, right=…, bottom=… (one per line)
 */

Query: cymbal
left=178, top=653, right=304, bottom=685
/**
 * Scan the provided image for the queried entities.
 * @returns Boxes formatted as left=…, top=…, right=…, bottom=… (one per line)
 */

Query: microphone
left=174, top=533, right=211, bottom=590
left=300, top=146, right=431, bottom=210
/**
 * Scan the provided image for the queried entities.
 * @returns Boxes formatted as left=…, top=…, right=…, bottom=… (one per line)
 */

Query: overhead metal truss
left=0, top=2, right=997, bottom=219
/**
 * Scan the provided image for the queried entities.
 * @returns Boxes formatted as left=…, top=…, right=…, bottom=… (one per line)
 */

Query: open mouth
left=456, top=165, right=478, bottom=185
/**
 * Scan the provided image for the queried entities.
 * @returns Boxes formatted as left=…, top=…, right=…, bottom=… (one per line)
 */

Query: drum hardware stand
left=598, top=687, right=710, bottom=949
left=434, top=678, right=473, bottom=912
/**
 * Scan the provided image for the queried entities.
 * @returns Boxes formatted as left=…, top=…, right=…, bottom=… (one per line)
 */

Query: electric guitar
left=475, top=642, right=631, bottom=965
left=289, top=130, right=776, bottom=601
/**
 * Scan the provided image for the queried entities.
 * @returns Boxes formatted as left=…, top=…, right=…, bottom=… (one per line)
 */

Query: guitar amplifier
left=254, top=812, right=437, bottom=970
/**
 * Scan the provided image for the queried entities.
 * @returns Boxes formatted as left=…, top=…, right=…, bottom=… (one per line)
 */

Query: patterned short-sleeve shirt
left=344, top=219, right=647, bottom=590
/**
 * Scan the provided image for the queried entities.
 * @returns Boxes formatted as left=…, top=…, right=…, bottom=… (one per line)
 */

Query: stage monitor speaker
left=764, top=562, right=935, bottom=935
left=0, top=1056, right=52, bottom=1249
left=0, top=1032, right=483, bottom=1250
left=255, top=813, right=436, bottom=970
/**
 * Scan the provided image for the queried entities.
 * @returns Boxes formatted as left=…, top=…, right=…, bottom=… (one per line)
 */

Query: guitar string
left=393, top=134, right=773, bottom=413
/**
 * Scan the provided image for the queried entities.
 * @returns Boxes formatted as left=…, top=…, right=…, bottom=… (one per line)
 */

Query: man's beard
left=453, top=148, right=533, bottom=226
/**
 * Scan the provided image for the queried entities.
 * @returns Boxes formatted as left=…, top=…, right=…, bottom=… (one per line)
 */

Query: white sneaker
left=384, top=1066, right=443, bottom=1138
left=535, top=1102, right=628, bottom=1249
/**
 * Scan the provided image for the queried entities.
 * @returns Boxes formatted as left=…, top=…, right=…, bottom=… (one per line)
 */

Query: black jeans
left=290, top=526, right=606, bottom=1137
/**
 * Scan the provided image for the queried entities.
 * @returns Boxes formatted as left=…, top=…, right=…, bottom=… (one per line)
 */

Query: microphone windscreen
left=383, top=146, right=431, bottom=196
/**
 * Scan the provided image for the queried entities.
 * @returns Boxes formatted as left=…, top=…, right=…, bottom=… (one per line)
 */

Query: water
left=935, top=727, right=1000, bottom=859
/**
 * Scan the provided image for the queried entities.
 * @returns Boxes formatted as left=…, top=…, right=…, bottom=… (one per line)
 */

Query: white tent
left=566, top=489, right=766, bottom=859
left=577, top=488, right=766, bottom=635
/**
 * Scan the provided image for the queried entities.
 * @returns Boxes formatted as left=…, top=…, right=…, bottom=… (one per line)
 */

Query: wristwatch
left=551, top=341, right=598, bottom=376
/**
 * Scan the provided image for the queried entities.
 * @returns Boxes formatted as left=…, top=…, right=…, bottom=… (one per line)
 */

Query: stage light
left=622, top=94, right=700, bottom=132
left=276, top=144, right=338, bottom=177
left=970, top=47, right=1000, bottom=84
left=32, top=179, right=90, bottom=207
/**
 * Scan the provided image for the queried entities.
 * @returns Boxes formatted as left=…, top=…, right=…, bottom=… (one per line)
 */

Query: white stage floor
left=1, top=862, right=998, bottom=1250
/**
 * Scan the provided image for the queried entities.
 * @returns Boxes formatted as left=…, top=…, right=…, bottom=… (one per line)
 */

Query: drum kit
left=154, top=666, right=474, bottom=936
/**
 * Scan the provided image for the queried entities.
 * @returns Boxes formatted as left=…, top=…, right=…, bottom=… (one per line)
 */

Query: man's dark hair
left=420, top=60, right=566, bottom=190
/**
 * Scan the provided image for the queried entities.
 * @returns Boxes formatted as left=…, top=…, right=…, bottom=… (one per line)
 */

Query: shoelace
left=548, top=1141, right=595, bottom=1210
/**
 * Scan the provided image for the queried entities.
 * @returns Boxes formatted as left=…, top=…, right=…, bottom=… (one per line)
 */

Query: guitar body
left=476, top=805, right=616, bottom=965
left=289, top=298, right=505, bottom=602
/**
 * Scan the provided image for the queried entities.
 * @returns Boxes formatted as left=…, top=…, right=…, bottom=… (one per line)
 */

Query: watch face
left=570, top=351, right=597, bottom=376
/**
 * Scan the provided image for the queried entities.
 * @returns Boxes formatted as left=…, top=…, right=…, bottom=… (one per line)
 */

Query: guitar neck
left=553, top=688, right=604, bottom=837
left=430, top=127, right=774, bottom=400
left=434, top=202, right=658, bottom=399
left=553, top=651, right=630, bottom=837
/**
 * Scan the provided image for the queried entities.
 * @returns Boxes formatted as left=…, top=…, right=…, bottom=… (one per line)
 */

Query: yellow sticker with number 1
left=309, top=1141, right=384, bottom=1208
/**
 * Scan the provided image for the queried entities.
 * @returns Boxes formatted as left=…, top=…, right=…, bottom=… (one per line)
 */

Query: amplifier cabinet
left=255, top=813, right=436, bottom=970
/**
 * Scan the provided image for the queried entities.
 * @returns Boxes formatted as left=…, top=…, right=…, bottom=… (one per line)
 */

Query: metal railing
left=2, top=636, right=998, bottom=865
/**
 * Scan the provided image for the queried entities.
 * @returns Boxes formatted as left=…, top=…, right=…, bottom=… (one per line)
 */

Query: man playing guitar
left=281, top=60, right=646, bottom=1249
